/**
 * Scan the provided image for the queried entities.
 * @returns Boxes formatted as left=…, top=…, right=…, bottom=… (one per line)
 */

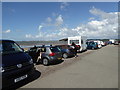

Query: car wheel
left=43, top=58, right=49, bottom=66
left=63, top=53, right=68, bottom=59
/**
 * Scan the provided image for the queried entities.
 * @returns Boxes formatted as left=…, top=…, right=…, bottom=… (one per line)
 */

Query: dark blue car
left=55, top=45, right=75, bottom=59
left=86, top=41, right=99, bottom=50
left=1, top=40, right=35, bottom=89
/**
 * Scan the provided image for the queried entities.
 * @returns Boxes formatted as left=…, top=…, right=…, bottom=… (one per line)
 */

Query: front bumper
left=2, top=64, right=35, bottom=89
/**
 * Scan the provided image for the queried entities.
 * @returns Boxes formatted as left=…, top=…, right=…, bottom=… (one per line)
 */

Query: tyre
left=63, top=53, right=68, bottom=59
left=43, top=58, right=49, bottom=66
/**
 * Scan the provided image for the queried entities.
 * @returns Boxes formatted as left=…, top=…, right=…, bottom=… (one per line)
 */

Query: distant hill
left=16, top=41, right=67, bottom=46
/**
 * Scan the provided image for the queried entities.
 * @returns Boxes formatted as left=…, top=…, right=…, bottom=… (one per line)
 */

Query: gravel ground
left=21, top=45, right=118, bottom=88
left=10, top=45, right=118, bottom=89
left=35, top=49, right=95, bottom=78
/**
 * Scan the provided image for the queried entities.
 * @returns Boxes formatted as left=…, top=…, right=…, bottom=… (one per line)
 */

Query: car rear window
left=57, top=45, right=70, bottom=49
left=88, top=42, right=95, bottom=45
left=50, top=47, right=61, bottom=52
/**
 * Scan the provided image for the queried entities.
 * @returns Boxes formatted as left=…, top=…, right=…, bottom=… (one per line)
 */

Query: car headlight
left=29, top=59, right=33, bottom=64
left=0, top=67, right=5, bottom=73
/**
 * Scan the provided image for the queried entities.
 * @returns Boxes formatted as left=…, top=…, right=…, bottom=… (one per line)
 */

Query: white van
left=100, top=41, right=105, bottom=46
left=109, top=39, right=115, bottom=44
left=68, top=36, right=87, bottom=52
left=94, top=40, right=102, bottom=48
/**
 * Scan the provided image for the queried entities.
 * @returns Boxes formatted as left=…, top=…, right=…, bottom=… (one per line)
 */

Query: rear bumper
left=48, top=56, right=62, bottom=63
left=2, top=64, right=35, bottom=89
left=67, top=52, right=75, bottom=57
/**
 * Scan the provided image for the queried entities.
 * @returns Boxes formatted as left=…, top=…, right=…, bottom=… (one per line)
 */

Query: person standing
left=71, top=42, right=78, bottom=58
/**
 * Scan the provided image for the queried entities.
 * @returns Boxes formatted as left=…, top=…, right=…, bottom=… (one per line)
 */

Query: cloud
left=60, top=2, right=69, bottom=11
left=25, top=7, right=118, bottom=40
left=89, top=17, right=95, bottom=20
left=55, top=15, right=63, bottom=26
left=46, top=17, right=52, bottom=23
left=25, top=34, right=33, bottom=38
left=3, top=29, right=11, bottom=33
left=38, top=25, right=43, bottom=31
left=89, top=7, right=116, bottom=20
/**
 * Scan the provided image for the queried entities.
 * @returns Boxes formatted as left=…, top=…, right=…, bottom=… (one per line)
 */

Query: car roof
left=0, top=39, right=15, bottom=42
left=30, top=45, right=56, bottom=48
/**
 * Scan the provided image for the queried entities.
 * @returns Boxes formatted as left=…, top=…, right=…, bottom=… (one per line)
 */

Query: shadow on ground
left=3, top=70, right=41, bottom=90
left=49, top=60, right=64, bottom=66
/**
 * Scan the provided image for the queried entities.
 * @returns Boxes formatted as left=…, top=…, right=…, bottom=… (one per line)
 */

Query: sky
left=2, top=2, right=118, bottom=41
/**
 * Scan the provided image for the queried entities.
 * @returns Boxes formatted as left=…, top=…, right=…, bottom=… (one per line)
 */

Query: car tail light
left=96, top=45, right=98, bottom=47
left=79, top=45, right=81, bottom=48
left=76, top=45, right=81, bottom=48
left=49, top=52, right=56, bottom=56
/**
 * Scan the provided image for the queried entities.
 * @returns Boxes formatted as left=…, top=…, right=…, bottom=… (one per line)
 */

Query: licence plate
left=14, top=74, right=28, bottom=83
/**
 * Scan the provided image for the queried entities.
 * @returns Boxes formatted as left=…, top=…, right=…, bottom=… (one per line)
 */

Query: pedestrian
left=71, top=42, right=78, bottom=58
left=37, top=48, right=43, bottom=62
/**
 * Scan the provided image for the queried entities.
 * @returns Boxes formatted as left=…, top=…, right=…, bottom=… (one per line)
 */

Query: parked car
left=28, top=45, right=62, bottom=66
left=94, top=40, right=102, bottom=48
left=55, top=45, right=75, bottom=59
left=1, top=40, right=35, bottom=89
left=114, top=40, right=119, bottom=45
left=86, top=41, right=99, bottom=50
left=100, top=41, right=105, bottom=46
left=104, top=41, right=109, bottom=46
left=109, top=39, right=115, bottom=44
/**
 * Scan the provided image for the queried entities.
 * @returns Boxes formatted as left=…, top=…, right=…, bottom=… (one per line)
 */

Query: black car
left=28, top=45, right=62, bottom=66
left=55, top=45, right=75, bottom=59
left=1, top=40, right=35, bottom=89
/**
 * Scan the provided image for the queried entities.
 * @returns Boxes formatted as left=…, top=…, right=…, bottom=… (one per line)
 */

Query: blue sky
left=2, top=2, right=118, bottom=41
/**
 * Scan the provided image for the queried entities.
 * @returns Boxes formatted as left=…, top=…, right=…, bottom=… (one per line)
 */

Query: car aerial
left=86, top=41, right=99, bottom=50
left=55, top=45, right=75, bottom=59
left=28, top=45, right=62, bottom=66
left=1, top=40, right=35, bottom=89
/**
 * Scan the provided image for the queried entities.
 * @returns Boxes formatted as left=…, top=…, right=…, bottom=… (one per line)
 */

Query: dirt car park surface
left=20, top=45, right=118, bottom=88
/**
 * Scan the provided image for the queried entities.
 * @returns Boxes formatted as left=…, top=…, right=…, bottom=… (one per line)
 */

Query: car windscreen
left=50, top=47, right=61, bottom=52
left=1, top=41, right=23, bottom=54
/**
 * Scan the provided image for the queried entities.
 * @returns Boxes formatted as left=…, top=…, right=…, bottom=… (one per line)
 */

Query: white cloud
left=3, top=29, right=11, bottom=33
left=60, top=2, right=69, bottom=11
left=89, top=7, right=117, bottom=20
left=38, top=25, right=43, bottom=31
left=55, top=15, right=63, bottom=26
left=89, top=17, right=95, bottom=20
left=25, top=34, right=33, bottom=38
left=46, top=17, right=52, bottom=23
left=25, top=7, right=118, bottom=40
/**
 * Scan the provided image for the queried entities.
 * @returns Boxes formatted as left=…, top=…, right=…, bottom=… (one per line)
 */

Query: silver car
left=28, top=46, right=62, bottom=66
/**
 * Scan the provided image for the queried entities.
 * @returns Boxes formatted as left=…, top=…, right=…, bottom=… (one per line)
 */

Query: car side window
left=41, top=47, right=46, bottom=52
